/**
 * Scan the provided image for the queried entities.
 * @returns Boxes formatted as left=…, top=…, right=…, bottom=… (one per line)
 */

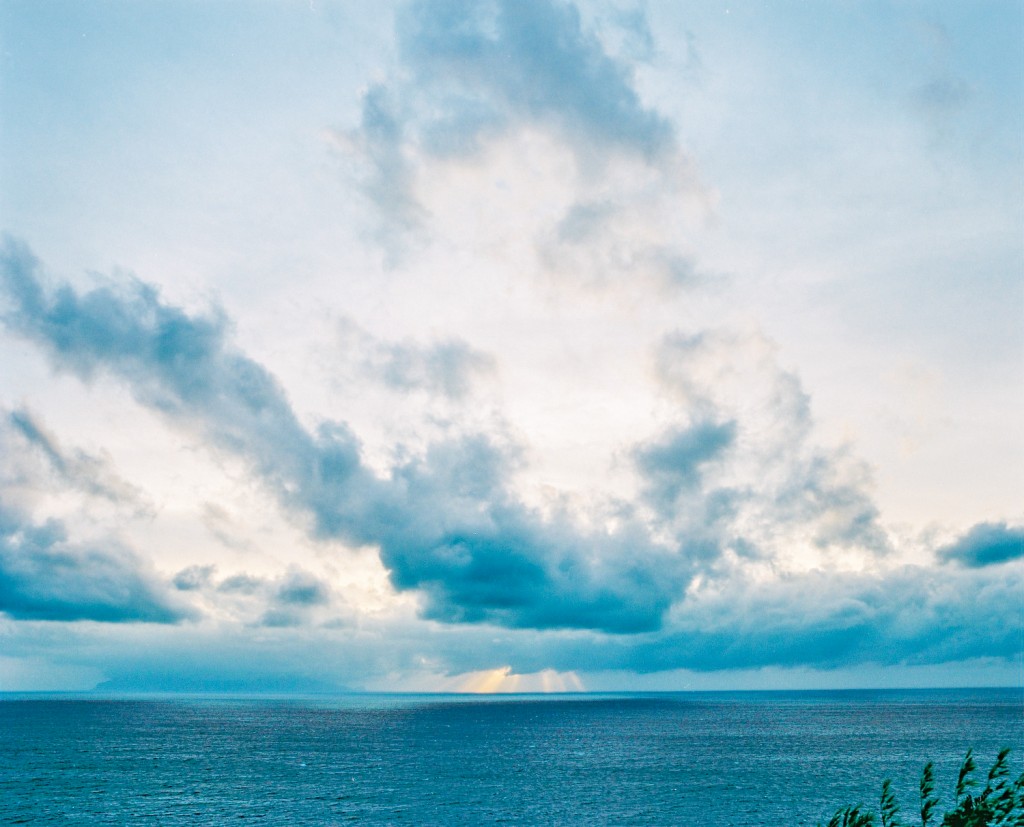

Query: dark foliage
left=820, top=749, right=1024, bottom=827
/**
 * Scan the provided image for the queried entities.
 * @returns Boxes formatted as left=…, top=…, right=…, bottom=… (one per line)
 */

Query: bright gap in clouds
left=457, top=667, right=587, bottom=694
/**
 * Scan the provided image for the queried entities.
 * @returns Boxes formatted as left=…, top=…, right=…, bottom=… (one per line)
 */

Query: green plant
left=819, top=750, right=1024, bottom=827
left=921, top=761, right=939, bottom=827
left=880, top=779, right=900, bottom=827
left=824, top=805, right=877, bottom=827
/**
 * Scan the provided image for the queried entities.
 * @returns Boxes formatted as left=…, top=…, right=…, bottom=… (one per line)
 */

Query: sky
left=0, top=0, right=1021, bottom=693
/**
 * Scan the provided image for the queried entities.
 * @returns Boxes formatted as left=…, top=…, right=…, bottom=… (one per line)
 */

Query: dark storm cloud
left=0, top=503, right=187, bottom=623
left=0, top=238, right=687, bottom=634
left=937, top=522, right=1024, bottom=568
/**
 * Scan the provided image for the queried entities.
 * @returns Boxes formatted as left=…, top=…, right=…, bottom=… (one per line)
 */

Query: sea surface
left=1, top=688, right=1021, bottom=826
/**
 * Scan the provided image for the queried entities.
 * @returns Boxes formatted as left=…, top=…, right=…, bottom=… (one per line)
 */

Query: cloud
left=537, top=194, right=708, bottom=290
left=481, top=563, right=1023, bottom=677
left=7, top=407, right=148, bottom=511
left=3, top=522, right=1020, bottom=687
left=21, top=241, right=707, bottom=632
left=633, top=419, right=736, bottom=515
left=0, top=234, right=374, bottom=533
left=650, top=330, right=891, bottom=562
left=276, top=568, right=332, bottom=607
left=173, top=564, right=216, bottom=591
left=907, top=19, right=975, bottom=145
left=913, top=76, right=972, bottom=116
left=341, top=0, right=707, bottom=282
left=170, top=564, right=339, bottom=628
left=217, top=573, right=264, bottom=595
left=595, top=5, right=657, bottom=65
left=0, top=235, right=690, bottom=633
left=0, top=404, right=183, bottom=624
left=443, top=556, right=1021, bottom=672
left=368, top=434, right=684, bottom=633
left=0, top=503, right=188, bottom=623
left=0, top=238, right=898, bottom=636
left=337, top=316, right=495, bottom=400
left=200, top=503, right=253, bottom=552
left=345, top=84, right=428, bottom=266
left=3, top=236, right=1018, bottom=683
left=937, top=522, right=1024, bottom=568
left=259, top=580, right=332, bottom=628
left=374, top=339, right=495, bottom=399
left=648, top=565, right=1022, bottom=671
left=394, top=0, right=674, bottom=164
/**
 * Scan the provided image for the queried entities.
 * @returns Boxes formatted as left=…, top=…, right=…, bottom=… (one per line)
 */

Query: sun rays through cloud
left=457, top=667, right=586, bottom=694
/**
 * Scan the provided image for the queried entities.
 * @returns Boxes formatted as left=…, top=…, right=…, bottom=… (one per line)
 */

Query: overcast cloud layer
left=0, top=0, right=1021, bottom=692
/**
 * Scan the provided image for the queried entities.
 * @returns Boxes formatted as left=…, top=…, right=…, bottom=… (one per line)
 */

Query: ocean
left=2, top=688, right=1021, bottom=825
